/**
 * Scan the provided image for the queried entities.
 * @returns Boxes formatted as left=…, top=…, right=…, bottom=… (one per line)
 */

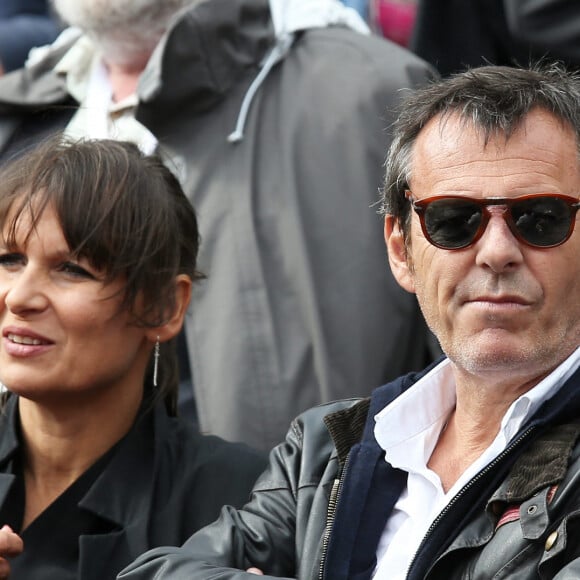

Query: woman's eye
left=59, top=262, right=96, bottom=279
left=0, top=253, right=24, bottom=268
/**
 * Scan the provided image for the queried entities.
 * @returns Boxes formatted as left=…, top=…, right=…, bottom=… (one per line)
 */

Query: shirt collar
left=374, top=358, right=455, bottom=452
left=374, top=348, right=580, bottom=469
left=502, top=346, right=580, bottom=440
left=55, top=35, right=138, bottom=112
left=55, top=34, right=98, bottom=105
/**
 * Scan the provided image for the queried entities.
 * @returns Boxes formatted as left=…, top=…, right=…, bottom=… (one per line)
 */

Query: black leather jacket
left=119, top=361, right=580, bottom=580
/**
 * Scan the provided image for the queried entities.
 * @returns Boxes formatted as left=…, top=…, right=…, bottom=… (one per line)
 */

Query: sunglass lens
left=424, top=199, right=482, bottom=249
left=512, top=197, right=572, bottom=247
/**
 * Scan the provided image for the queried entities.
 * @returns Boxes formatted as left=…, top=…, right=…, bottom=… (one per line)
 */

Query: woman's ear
left=147, top=274, right=192, bottom=343
left=384, top=215, right=416, bottom=294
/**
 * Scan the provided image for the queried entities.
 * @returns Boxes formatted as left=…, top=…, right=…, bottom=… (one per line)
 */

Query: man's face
left=52, top=0, right=197, bottom=65
left=52, top=0, right=194, bottom=35
left=386, top=109, right=580, bottom=383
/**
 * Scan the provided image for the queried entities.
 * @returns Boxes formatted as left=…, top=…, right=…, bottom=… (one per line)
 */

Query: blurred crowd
left=4, top=1, right=577, bottom=82
left=0, top=1, right=62, bottom=75
left=0, top=0, right=578, bottom=577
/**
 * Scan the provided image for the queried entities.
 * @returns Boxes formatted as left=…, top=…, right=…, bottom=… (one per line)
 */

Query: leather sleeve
left=118, top=417, right=307, bottom=579
left=117, top=400, right=355, bottom=579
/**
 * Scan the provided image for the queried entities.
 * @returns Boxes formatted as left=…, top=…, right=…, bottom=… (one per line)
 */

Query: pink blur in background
left=372, top=0, right=417, bottom=47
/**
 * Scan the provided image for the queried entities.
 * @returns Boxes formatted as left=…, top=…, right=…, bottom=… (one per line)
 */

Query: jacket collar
left=76, top=403, right=167, bottom=579
left=321, top=369, right=422, bottom=580
left=325, top=352, right=580, bottom=466
left=0, top=395, right=172, bottom=580
left=0, top=396, right=20, bottom=510
left=490, top=421, right=580, bottom=505
left=0, top=0, right=274, bottom=114
left=323, top=358, right=442, bottom=466
left=139, top=0, right=273, bottom=105
left=78, top=403, right=160, bottom=527
left=0, top=395, right=20, bottom=463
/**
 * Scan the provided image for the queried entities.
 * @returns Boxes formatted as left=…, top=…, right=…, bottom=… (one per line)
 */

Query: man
left=118, top=64, right=580, bottom=579
left=0, top=0, right=436, bottom=450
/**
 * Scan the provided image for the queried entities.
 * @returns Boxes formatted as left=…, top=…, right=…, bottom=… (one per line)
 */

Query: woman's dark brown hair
left=0, top=135, right=202, bottom=414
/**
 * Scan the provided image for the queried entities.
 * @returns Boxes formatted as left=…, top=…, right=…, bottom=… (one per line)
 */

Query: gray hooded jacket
left=0, top=0, right=436, bottom=450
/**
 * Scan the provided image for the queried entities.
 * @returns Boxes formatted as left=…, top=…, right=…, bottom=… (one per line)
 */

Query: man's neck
left=427, top=364, right=563, bottom=492
left=427, top=405, right=501, bottom=493
left=104, top=60, right=147, bottom=102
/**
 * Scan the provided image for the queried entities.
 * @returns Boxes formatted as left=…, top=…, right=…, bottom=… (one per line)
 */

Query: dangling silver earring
left=153, top=336, right=160, bottom=387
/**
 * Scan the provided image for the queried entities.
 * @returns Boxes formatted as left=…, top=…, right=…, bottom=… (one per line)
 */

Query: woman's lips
left=2, top=329, right=53, bottom=357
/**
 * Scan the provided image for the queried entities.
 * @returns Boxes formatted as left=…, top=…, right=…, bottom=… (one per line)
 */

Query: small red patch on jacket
left=496, top=505, right=520, bottom=529
left=495, top=485, right=558, bottom=530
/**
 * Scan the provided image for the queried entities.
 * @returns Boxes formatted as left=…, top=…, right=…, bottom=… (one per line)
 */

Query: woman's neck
left=17, top=388, right=142, bottom=528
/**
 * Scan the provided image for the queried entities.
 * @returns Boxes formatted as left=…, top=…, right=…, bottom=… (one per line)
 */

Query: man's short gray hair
left=380, top=64, right=580, bottom=240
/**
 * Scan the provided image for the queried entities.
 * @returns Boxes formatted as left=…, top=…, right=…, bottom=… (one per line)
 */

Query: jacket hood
left=228, top=0, right=369, bottom=142
left=0, top=0, right=368, bottom=144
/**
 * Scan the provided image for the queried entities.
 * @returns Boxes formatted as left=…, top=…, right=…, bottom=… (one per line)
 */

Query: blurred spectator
left=0, top=0, right=438, bottom=451
left=505, top=0, right=580, bottom=67
left=411, top=0, right=547, bottom=76
left=342, top=0, right=418, bottom=47
left=371, top=0, right=417, bottom=47
left=0, top=0, right=61, bottom=75
left=342, top=0, right=369, bottom=20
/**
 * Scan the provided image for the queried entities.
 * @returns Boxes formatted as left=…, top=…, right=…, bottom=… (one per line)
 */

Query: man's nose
left=474, top=208, right=525, bottom=273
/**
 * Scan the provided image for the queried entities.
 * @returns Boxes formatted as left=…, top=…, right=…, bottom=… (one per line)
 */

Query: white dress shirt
left=373, top=348, right=580, bottom=579
left=54, top=35, right=158, bottom=155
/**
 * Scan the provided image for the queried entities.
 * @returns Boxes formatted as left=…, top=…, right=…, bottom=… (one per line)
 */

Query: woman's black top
left=1, top=447, right=116, bottom=579
left=0, top=394, right=267, bottom=579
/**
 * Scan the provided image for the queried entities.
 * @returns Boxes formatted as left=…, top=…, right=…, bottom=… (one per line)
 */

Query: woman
left=0, top=137, right=267, bottom=579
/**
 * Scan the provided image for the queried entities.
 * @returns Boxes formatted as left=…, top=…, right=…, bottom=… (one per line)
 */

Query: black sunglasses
left=406, top=192, right=580, bottom=250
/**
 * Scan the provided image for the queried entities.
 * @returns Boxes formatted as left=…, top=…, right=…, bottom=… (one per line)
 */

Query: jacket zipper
left=404, top=424, right=537, bottom=580
left=318, top=454, right=350, bottom=580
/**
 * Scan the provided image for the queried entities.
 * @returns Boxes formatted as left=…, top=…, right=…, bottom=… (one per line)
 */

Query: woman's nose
left=3, top=266, right=49, bottom=315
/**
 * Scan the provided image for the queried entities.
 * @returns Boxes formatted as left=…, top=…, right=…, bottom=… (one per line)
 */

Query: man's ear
left=146, top=274, right=192, bottom=343
left=384, top=216, right=416, bottom=294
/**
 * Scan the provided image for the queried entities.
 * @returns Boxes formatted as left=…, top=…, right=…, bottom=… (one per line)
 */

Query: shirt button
left=545, top=531, right=558, bottom=551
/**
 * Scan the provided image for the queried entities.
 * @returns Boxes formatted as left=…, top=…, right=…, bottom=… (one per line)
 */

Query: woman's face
left=0, top=203, right=150, bottom=405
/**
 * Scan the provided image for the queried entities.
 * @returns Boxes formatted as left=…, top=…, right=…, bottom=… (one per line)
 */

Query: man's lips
left=466, top=295, right=532, bottom=306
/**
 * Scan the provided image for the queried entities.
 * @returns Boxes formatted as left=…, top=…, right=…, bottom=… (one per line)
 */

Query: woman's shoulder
left=158, top=412, right=268, bottom=479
